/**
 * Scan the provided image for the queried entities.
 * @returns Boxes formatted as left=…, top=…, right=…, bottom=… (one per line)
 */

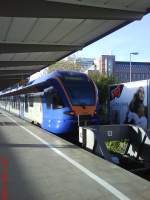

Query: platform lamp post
left=129, top=52, right=139, bottom=82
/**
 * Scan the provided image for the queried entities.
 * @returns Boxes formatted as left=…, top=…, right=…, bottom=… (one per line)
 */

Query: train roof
left=28, top=70, right=88, bottom=87
left=0, top=70, right=88, bottom=96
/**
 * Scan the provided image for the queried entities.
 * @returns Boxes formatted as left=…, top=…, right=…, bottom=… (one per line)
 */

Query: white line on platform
left=4, top=112, right=131, bottom=200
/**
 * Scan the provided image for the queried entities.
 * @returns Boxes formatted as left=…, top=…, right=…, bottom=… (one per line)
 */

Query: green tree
left=89, top=71, right=118, bottom=123
left=46, top=60, right=83, bottom=73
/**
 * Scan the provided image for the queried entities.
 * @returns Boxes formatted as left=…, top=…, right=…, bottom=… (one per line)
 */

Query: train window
left=18, top=96, right=20, bottom=110
left=63, top=79, right=95, bottom=106
left=29, top=96, right=34, bottom=107
left=13, top=97, right=15, bottom=109
left=45, top=90, right=64, bottom=109
left=52, top=93, right=64, bottom=109
left=45, top=91, right=52, bottom=109
left=34, top=96, right=40, bottom=104
left=25, top=95, right=28, bottom=112
left=14, top=97, right=16, bottom=109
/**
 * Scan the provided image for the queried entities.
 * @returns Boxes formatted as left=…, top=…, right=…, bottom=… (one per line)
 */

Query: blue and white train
left=0, top=71, right=100, bottom=136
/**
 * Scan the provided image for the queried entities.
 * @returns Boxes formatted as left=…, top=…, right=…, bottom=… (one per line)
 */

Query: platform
left=0, top=109, right=150, bottom=200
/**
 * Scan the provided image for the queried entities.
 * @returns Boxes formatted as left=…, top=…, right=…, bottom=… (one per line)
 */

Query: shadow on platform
left=0, top=143, right=78, bottom=149
left=0, top=121, right=31, bottom=126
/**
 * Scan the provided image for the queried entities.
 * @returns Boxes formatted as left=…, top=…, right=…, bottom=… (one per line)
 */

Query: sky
left=31, top=13, right=150, bottom=80
left=75, top=13, right=150, bottom=62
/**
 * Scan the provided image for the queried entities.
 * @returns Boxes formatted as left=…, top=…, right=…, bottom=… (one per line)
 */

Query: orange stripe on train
left=72, top=106, right=96, bottom=116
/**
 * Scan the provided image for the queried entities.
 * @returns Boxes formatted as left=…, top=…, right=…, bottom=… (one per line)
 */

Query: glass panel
left=45, top=91, right=52, bottom=109
left=63, top=78, right=95, bottom=106
left=52, top=93, right=64, bottom=109
left=25, top=95, right=28, bottom=112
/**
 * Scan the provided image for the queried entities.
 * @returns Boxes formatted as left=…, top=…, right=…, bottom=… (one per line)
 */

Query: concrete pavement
left=0, top=109, right=150, bottom=200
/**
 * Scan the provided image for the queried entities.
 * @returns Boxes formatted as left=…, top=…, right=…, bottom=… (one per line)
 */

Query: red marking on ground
left=0, top=156, right=9, bottom=200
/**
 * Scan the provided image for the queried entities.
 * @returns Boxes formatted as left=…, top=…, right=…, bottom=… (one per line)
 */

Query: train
left=109, top=79, right=149, bottom=130
left=0, top=70, right=100, bottom=136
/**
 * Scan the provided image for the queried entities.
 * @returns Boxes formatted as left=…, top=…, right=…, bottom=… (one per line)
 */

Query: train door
left=42, top=87, right=64, bottom=132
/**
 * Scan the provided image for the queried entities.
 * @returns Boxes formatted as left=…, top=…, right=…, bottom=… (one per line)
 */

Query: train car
left=0, top=71, right=100, bottom=136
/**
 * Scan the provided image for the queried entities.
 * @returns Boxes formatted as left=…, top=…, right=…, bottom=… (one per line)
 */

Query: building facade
left=75, top=57, right=94, bottom=68
left=114, top=61, right=150, bottom=82
left=97, top=55, right=150, bottom=82
left=98, top=55, right=115, bottom=76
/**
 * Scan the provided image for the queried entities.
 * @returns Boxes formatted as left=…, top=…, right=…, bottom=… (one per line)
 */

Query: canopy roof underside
left=0, top=0, right=149, bottom=90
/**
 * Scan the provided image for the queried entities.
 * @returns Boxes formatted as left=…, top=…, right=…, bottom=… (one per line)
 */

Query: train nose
left=72, top=105, right=96, bottom=116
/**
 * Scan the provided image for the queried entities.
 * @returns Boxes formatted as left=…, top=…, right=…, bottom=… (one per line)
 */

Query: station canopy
left=0, top=0, right=149, bottom=90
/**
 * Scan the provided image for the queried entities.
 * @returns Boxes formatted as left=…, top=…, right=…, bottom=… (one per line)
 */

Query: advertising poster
left=109, top=80, right=148, bottom=130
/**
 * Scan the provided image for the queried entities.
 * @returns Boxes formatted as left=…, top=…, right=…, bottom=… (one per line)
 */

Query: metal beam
left=0, top=70, right=36, bottom=75
left=0, top=74, right=30, bottom=78
left=0, top=77, right=22, bottom=79
left=0, top=61, right=54, bottom=67
left=0, top=74, right=28, bottom=78
left=0, top=0, right=146, bottom=20
left=0, top=43, right=81, bottom=54
left=0, top=80, right=21, bottom=89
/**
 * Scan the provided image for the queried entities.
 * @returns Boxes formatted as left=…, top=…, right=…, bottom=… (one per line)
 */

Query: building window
left=138, top=74, right=141, bottom=80
left=132, top=74, right=136, bottom=81
left=124, top=73, right=127, bottom=81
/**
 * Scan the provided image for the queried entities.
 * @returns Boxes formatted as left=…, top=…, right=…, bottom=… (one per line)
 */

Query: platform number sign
left=107, top=130, right=113, bottom=137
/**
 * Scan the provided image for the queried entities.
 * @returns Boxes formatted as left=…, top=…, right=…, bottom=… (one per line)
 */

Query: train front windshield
left=63, top=76, right=96, bottom=106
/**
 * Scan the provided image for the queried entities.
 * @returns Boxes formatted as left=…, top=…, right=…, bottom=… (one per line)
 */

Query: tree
left=89, top=71, right=119, bottom=123
left=46, top=60, right=83, bottom=73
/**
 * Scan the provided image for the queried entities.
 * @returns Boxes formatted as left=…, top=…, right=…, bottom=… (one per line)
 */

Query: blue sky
left=76, top=13, right=150, bottom=62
